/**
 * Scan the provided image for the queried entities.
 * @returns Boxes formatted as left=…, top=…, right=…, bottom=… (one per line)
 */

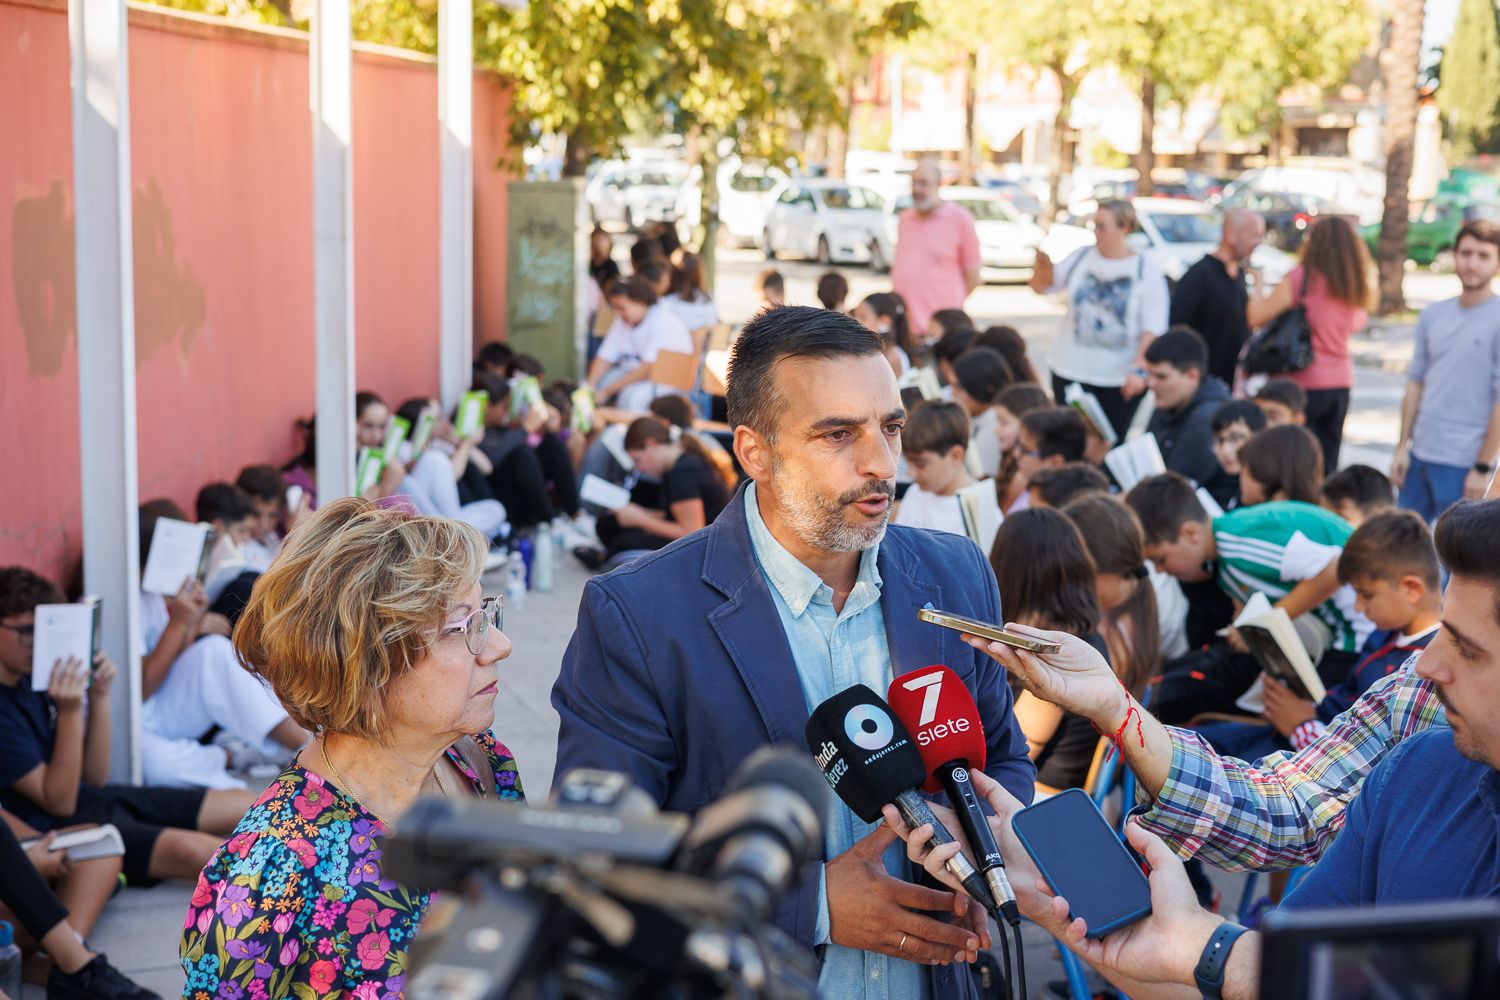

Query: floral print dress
left=181, top=731, right=523, bottom=999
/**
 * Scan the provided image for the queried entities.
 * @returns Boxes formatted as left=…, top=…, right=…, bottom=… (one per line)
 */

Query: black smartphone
left=1011, top=788, right=1152, bottom=938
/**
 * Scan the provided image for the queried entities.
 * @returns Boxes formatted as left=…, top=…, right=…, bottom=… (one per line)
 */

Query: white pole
left=311, top=0, right=356, bottom=500
left=438, top=0, right=474, bottom=410
left=69, top=0, right=143, bottom=783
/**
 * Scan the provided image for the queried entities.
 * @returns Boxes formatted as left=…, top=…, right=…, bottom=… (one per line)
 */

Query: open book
left=455, top=389, right=489, bottom=439
left=579, top=473, right=632, bottom=511
left=21, top=824, right=125, bottom=862
left=381, top=414, right=411, bottom=465
left=31, top=597, right=101, bottom=691
left=1232, top=592, right=1326, bottom=704
left=1103, top=433, right=1166, bottom=492
left=141, top=519, right=213, bottom=596
left=955, top=482, right=1002, bottom=555
left=1063, top=382, right=1119, bottom=448
left=355, top=448, right=385, bottom=496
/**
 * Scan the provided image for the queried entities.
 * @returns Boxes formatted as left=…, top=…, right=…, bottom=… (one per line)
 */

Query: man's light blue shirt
left=744, top=482, right=931, bottom=1000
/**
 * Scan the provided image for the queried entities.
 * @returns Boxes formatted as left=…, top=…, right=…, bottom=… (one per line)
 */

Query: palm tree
left=1376, top=0, right=1426, bottom=314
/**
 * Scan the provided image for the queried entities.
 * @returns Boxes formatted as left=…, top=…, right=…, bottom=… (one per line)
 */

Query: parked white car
left=586, top=160, right=691, bottom=230
left=716, top=157, right=788, bottom=246
left=883, top=186, right=1045, bottom=281
left=762, top=179, right=891, bottom=267
left=1038, top=197, right=1295, bottom=291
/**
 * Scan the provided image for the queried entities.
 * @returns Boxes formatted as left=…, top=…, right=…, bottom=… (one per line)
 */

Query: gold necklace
left=319, top=738, right=389, bottom=827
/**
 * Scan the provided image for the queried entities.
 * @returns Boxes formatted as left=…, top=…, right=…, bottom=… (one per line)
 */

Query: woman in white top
left=892, top=401, right=1002, bottom=555
left=587, top=276, right=694, bottom=412
left=661, top=251, right=720, bottom=335
left=1031, top=198, right=1169, bottom=443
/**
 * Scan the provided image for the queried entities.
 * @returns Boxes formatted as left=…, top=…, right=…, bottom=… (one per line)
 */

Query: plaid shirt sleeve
left=1136, top=654, right=1445, bottom=871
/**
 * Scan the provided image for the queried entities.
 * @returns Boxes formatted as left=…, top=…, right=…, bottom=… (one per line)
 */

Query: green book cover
left=410, top=410, right=439, bottom=455
left=508, top=375, right=544, bottom=421
left=355, top=448, right=385, bottom=495
left=456, top=390, right=489, bottom=438
left=571, top=386, right=597, bottom=435
left=381, top=415, right=411, bottom=465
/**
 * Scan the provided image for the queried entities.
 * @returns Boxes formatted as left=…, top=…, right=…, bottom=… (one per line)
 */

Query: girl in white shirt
left=892, top=400, right=1002, bottom=555
left=587, top=277, right=694, bottom=413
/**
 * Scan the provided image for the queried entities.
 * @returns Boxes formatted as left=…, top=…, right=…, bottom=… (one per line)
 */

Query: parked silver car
left=586, top=160, right=690, bottom=231
left=762, top=179, right=891, bottom=267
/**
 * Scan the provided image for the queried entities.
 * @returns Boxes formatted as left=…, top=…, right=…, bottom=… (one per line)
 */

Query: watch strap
left=1193, top=921, right=1249, bottom=998
left=1474, top=462, right=1494, bottom=476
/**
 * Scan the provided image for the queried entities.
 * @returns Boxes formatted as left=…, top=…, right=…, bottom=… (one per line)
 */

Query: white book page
left=579, top=474, right=632, bottom=511
left=141, top=519, right=210, bottom=596
left=31, top=604, right=94, bottom=691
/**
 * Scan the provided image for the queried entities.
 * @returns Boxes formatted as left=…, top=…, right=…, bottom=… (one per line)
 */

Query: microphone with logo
left=803, top=684, right=997, bottom=917
left=887, top=665, right=1021, bottom=928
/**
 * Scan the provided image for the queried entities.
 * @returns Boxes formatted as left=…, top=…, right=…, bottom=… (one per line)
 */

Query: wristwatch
left=1474, top=461, right=1494, bottom=476
left=1193, top=921, right=1250, bottom=999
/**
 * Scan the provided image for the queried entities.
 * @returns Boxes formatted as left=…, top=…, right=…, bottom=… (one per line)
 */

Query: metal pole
left=311, top=0, right=356, bottom=500
left=438, top=0, right=475, bottom=410
left=69, top=0, right=143, bottom=783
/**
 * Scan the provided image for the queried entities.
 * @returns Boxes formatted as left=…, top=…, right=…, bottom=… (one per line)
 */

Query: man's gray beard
left=770, top=457, right=890, bottom=554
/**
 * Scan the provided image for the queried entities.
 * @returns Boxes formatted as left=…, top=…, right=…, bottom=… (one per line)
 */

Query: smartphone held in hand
left=917, top=607, right=1062, bottom=654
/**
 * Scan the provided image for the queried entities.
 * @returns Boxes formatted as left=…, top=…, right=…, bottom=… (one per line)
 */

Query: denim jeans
left=1398, top=454, right=1469, bottom=524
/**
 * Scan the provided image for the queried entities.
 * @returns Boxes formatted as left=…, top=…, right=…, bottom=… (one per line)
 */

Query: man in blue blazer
left=553, top=306, right=1035, bottom=999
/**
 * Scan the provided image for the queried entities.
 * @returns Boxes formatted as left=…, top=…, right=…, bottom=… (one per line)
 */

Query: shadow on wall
left=11, top=177, right=207, bottom=376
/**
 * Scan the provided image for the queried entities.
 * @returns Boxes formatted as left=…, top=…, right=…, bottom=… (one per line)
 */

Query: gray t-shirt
left=1408, top=295, right=1500, bottom=467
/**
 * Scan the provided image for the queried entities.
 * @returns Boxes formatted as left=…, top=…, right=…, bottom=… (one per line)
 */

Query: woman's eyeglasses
left=438, top=597, right=504, bottom=655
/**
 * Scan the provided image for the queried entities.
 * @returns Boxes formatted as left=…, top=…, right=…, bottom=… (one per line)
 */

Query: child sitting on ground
left=1207, top=399, right=1267, bottom=509
left=892, top=401, right=1003, bottom=554
left=1320, top=464, right=1395, bottom=528
left=1236, top=424, right=1325, bottom=506
left=1254, top=377, right=1307, bottom=428
left=1191, top=510, right=1441, bottom=761
left=1126, top=471, right=1373, bottom=688
left=992, top=383, right=1052, bottom=514
left=1025, top=462, right=1111, bottom=509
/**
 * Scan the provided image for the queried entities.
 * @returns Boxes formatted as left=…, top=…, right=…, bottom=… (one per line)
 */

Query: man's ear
left=734, top=426, right=772, bottom=482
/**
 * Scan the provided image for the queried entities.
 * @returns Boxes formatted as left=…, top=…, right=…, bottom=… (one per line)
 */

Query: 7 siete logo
left=900, top=670, right=972, bottom=746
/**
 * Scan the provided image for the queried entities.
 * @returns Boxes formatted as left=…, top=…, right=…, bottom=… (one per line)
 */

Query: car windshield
left=824, top=186, right=880, bottom=210
left=952, top=198, right=1017, bottom=222
left=1147, top=212, right=1221, bottom=244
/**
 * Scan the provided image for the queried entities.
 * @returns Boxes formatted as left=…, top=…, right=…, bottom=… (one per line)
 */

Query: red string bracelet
left=1091, top=679, right=1145, bottom=763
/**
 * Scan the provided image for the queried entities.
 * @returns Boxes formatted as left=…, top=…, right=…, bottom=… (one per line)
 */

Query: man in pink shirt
left=892, top=157, right=982, bottom=342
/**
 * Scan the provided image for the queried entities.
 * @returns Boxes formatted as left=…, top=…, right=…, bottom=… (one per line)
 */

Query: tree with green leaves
left=1438, top=0, right=1500, bottom=160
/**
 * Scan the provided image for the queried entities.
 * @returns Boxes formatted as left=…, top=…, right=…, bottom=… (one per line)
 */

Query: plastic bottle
left=506, top=550, right=528, bottom=611
left=0, top=920, right=22, bottom=1000
left=533, top=522, right=555, bottom=593
left=518, top=536, right=534, bottom=590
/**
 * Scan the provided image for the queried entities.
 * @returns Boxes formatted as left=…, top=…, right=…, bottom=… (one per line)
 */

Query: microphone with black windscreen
left=888, top=665, right=1021, bottom=927
left=803, top=684, right=997, bottom=915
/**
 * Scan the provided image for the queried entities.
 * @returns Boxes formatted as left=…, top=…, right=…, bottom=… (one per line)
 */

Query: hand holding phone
left=918, top=607, right=1062, bottom=653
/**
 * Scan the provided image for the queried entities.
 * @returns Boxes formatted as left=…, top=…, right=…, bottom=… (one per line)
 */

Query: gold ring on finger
left=898, top=932, right=909, bottom=953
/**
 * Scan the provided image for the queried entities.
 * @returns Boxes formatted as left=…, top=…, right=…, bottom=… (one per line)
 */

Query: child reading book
left=892, top=401, right=1003, bottom=554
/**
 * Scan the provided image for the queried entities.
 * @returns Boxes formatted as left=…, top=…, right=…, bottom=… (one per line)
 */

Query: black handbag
left=1242, top=268, right=1313, bottom=375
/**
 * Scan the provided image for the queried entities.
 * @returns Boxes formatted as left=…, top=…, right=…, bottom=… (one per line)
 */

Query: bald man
left=1168, top=208, right=1266, bottom=384
left=891, top=157, right=981, bottom=342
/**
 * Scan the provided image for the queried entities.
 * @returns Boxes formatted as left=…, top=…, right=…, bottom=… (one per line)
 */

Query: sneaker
left=48, top=952, right=161, bottom=999
left=573, top=545, right=607, bottom=571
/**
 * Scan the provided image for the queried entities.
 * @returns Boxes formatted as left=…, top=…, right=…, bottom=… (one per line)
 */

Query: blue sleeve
left=551, top=580, right=679, bottom=804
left=965, top=541, right=1037, bottom=807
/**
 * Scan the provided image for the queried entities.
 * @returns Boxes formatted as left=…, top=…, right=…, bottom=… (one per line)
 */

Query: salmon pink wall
left=1, top=0, right=512, bottom=582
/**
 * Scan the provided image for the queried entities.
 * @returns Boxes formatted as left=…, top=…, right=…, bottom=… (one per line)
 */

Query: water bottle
left=533, top=523, right=555, bottom=593
left=518, top=537, right=535, bottom=590
left=506, top=551, right=528, bottom=611
left=0, top=920, right=22, bottom=1000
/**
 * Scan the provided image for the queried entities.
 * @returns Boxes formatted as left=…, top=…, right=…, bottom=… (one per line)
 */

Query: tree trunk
left=1377, top=0, right=1426, bottom=315
left=828, top=72, right=857, bottom=179
left=1046, top=63, right=1079, bottom=224
left=695, top=139, right=722, bottom=295
left=562, top=132, right=591, bottom=178
left=961, top=48, right=979, bottom=186
left=1135, top=70, right=1156, bottom=197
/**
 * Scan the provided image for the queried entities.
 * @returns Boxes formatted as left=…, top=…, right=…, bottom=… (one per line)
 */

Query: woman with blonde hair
left=180, top=498, right=523, bottom=998
left=1248, top=215, right=1373, bottom=472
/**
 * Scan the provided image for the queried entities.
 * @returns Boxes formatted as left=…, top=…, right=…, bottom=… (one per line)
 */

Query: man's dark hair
left=997, top=382, right=1051, bottom=418
left=1028, top=462, right=1111, bottom=508
left=726, top=306, right=883, bottom=440
left=757, top=269, right=785, bottom=297
left=1211, top=399, right=1267, bottom=435
left=0, top=566, right=65, bottom=622
left=902, top=400, right=970, bottom=457
left=1321, top=464, right=1394, bottom=516
left=1125, top=472, right=1209, bottom=546
left=476, top=340, right=514, bottom=374
left=1339, top=509, right=1440, bottom=589
left=1255, top=377, right=1307, bottom=415
left=1435, top=500, right=1500, bottom=618
left=1456, top=219, right=1500, bottom=254
left=196, top=482, right=257, bottom=526
left=816, top=271, right=849, bottom=310
left=953, top=347, right=1015, bottom=405
left=630, top=237, right=665, bottom=269
left=1144, top=326, right=1209, bottom=376
left=236, top=464, right=284, bottom=503
left=1021, top=407, right=1086, bottom=462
